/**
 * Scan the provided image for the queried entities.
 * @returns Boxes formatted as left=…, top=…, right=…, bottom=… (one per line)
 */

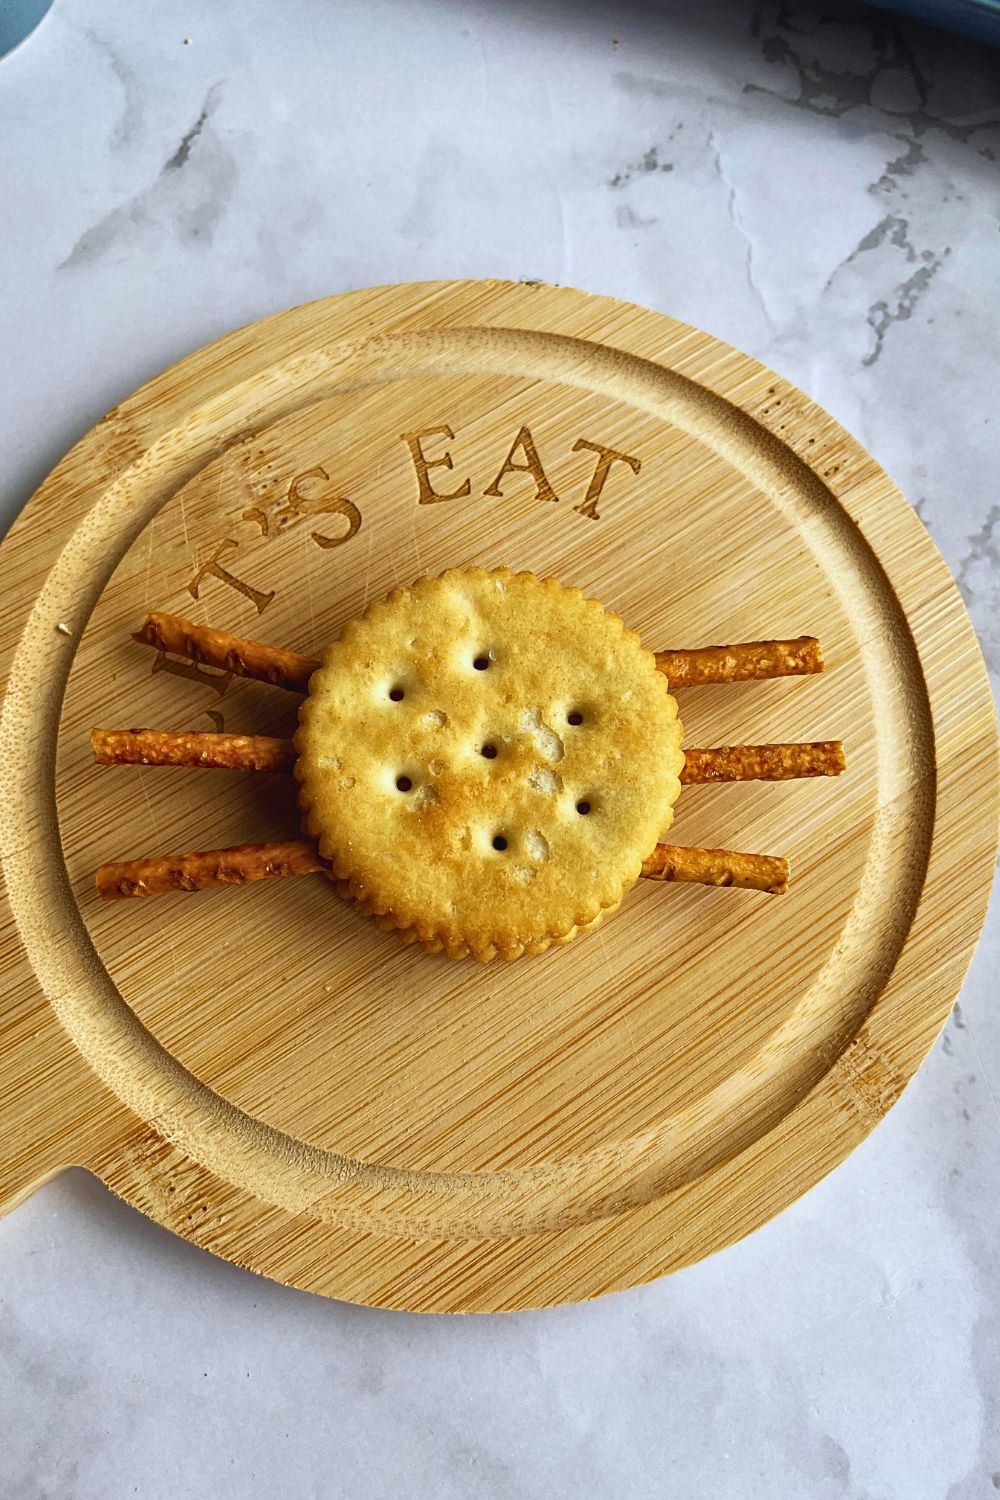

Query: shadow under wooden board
left=0, top=280, right=996, bottom=1313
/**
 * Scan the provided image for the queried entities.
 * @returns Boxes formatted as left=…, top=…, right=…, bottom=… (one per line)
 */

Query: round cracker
left=295, top=569, right=684, bottom=960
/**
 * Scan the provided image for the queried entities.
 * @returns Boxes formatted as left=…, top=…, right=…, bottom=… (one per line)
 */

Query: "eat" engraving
left=401, top=424, right=641, bottom=517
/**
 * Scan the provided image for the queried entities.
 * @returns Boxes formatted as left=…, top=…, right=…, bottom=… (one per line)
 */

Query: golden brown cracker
left=296, top=569, right=684, bottom=959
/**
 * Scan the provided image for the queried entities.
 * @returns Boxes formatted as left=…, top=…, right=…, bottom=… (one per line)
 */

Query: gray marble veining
left=1, top=0, right=997, bottom=1495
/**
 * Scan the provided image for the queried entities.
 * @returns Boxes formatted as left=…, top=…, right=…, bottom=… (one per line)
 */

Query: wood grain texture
left=0, top=279, right=996, bottom=1313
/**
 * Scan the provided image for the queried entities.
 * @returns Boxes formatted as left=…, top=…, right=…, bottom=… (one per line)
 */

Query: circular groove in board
left=0, top=280, right=996, bottom=1312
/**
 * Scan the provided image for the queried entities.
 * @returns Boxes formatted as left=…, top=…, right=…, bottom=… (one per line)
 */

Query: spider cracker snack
left=295, top=569, right=685, bottom=961
left=92, top=570, right=844, bottom=956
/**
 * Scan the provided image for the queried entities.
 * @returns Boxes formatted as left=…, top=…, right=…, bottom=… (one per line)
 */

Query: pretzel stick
left=680, top=741, right=845, bottom=783
left=96, top=838, right=324, bottom=899
left=98, top=837, right=786, bottom=899
left=92, top=728, right=296, bottom=772
left=134, top=612, right=319, bottom=692
left=641, top=844, right=789, bottom=894
left=136, top=614, right=822, bottom=693
left=93, top=729, right=846, bottom=788
left=655, top=637, right=823, bottom=685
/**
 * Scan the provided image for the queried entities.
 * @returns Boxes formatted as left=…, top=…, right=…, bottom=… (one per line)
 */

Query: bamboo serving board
left=1, top=281, right=996, bottom=1313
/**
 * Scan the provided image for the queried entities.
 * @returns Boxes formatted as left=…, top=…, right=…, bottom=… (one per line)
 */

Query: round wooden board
left=1, top=281, right=996, bottom=1313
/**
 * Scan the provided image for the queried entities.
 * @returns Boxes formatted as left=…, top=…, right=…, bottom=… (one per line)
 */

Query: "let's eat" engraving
left=179, top=421, right=643, bottom=627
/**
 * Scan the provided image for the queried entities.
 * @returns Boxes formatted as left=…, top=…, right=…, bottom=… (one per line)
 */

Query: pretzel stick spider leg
left=91, top=728, right=296, bottom=772
left=133, top=614, right=825, bottom=692
left=641, top=844, right=789, bottom=895
left=96, top=839, right=325, bottom=899
left=96, top=838, right=788, bottom=900
left=679, top=741, right=845, bottom=782
left=655, top=637, right=823, bottom=685
left=92, top=730, right=846, bottom=783
left=134, top=612, right=319, bottom=692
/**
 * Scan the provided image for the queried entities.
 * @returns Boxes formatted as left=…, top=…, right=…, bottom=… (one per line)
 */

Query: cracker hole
left=388, top=686, right=405, bottom=702
left=576, top=800, right=591, bottom=815
left=481, top=743, right=498, bottom=759
left=473, top=655, right=490, bottom=671
left=567, top=711, right=584, bottom=726
left=492, top=834, right=508, bottom=851
left=396, top=775, right=413, bottom=792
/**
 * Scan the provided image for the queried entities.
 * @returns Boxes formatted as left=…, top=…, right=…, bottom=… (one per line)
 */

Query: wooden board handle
left=0, top=963, right=127, bottom=1212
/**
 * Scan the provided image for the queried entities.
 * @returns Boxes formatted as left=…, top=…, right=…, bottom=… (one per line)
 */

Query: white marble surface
left=1, top=0, right=998, bottom=1495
